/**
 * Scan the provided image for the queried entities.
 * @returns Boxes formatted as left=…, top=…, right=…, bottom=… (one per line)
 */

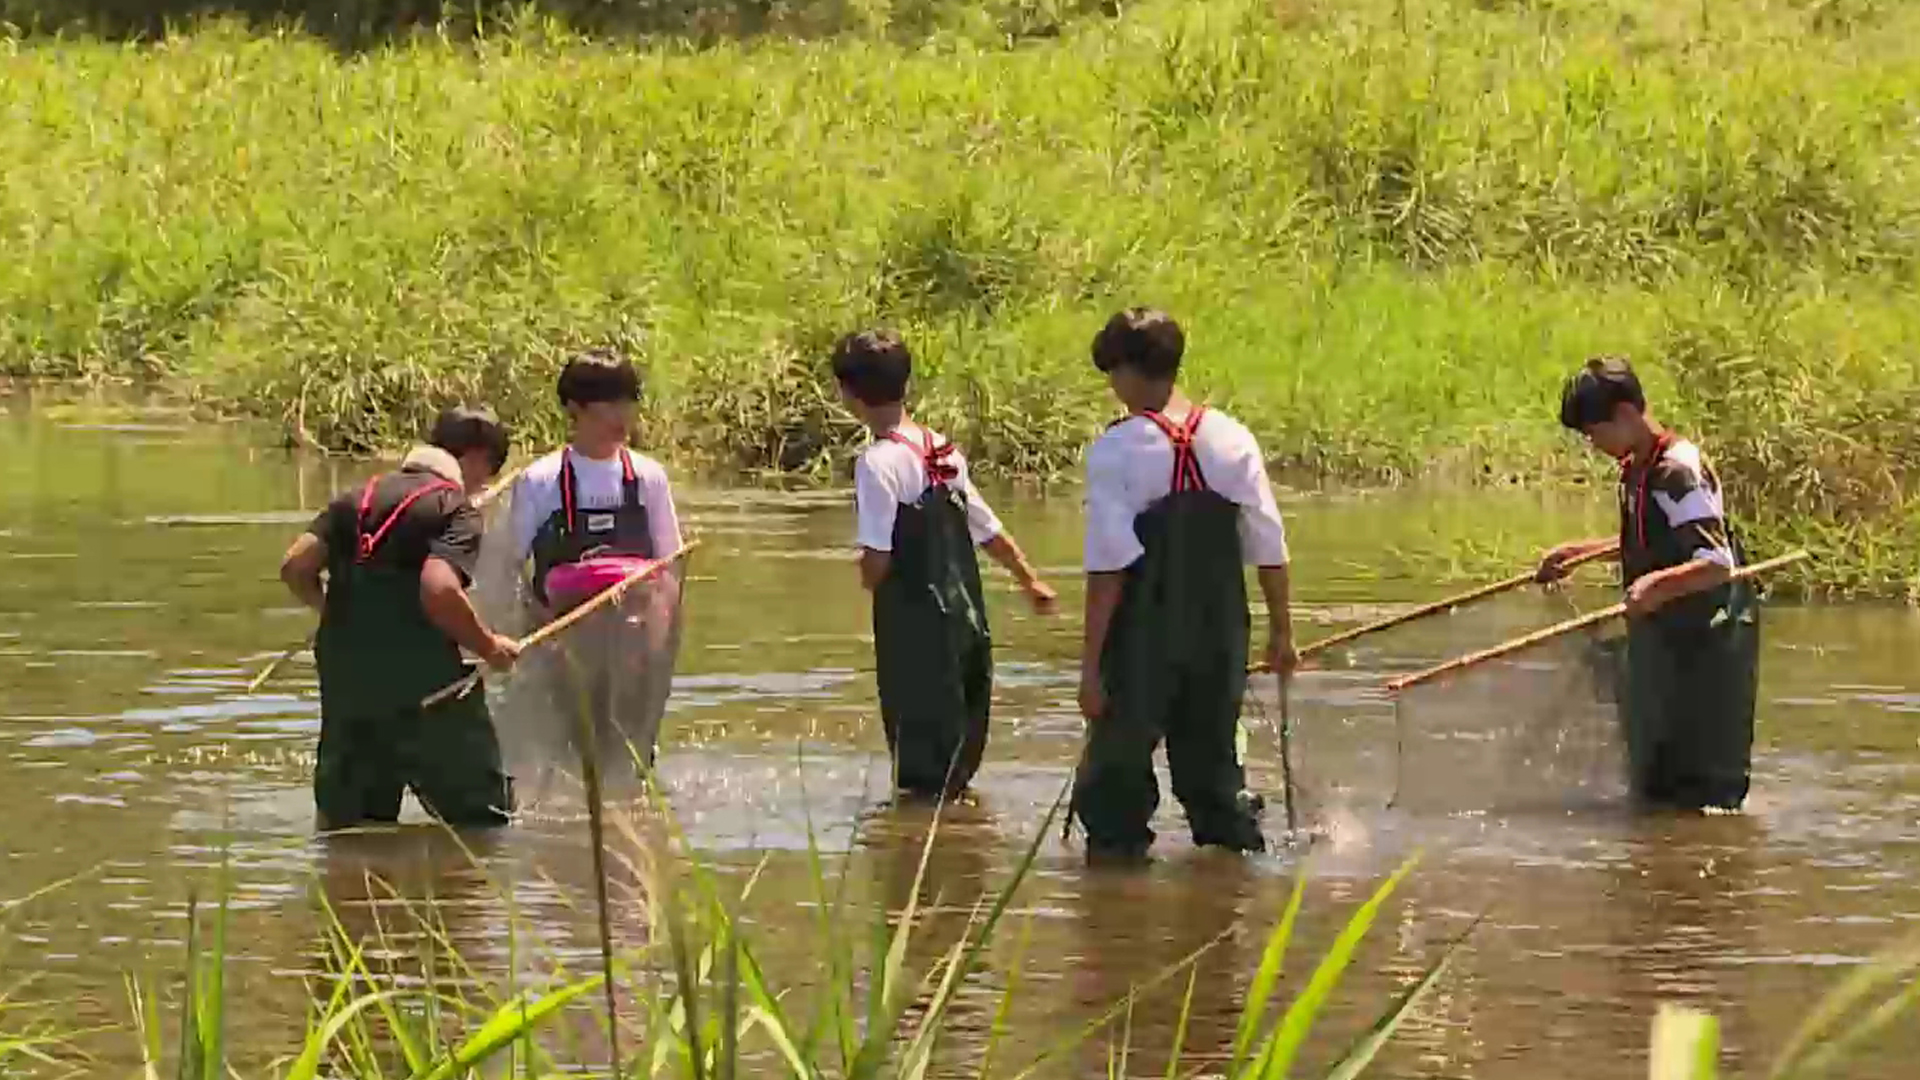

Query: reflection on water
left=6, top=385, right=1920, bottom=1077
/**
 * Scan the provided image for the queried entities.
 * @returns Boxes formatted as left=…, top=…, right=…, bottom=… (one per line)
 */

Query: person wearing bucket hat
left=278, top=405, right=521, bottom=831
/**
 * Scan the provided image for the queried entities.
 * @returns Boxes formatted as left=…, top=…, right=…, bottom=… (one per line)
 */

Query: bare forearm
left=858, top=549, right=891, bottom=591
left=982, top=534, right=1041, bottom=589
left=1080, top=573, right=1125, bottom=672
left=1256, top=564, right=1294, bottom=643
left=1641, top=557, right=1731, bottom=607
left=1566, top=536, right=1620, bottom=560
left=279, top=533, right=328, bottom=612
left=421, top=560, right=497, bottom=657
left=283, top=569, right=326, bottom=612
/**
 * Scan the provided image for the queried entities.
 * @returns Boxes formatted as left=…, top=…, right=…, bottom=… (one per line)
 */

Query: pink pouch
left=544, top=555, right=658, bottom=611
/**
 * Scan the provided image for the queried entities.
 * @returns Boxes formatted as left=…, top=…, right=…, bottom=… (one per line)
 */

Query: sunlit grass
left=2, top=0, right=1918, bottom=591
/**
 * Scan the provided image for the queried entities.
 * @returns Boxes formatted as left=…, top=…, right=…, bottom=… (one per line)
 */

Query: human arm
left=421, top=557, right=520, bottom=670
left=1625, top=557, right=1732, bottom=617
left=853, top=450, right=901, bottom=591
left=423, top=500, right=518, bottom=669
left=1536, top=537, right=1618, bottom=582
left=1626, top=467, right=1736, bottom=616
left=1078, top=572, right=1125, bottom=721
left=1257, top=564, right=1297, bottom=678
left=1215, top=423, right=1297, bottom=674
left=858, top=548, right=893, bottom=591
left=1078, top=439, right=1139, bottom=720
left=279, top=532, right=329, bottom=613
left=982, top=534, right=1057, bottom=614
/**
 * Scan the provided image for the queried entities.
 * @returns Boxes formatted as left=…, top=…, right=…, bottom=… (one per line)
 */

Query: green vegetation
left=9, top=798, right=1920, bottom=1079
left=2, top=0, right=1917, bottom=593
left=8, top=795, right=1469, bottom=1079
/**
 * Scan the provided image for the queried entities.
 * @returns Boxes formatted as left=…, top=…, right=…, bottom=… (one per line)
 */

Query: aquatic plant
left=7, top=806, right=1920, bottom=1079
left=1, top=0, right=1917, bottom=591
left=19, top=787, right=1459, bottom=1079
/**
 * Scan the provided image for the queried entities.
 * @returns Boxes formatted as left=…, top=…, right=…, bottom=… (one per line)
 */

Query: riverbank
left=3, top=0, right=1916, bottom=593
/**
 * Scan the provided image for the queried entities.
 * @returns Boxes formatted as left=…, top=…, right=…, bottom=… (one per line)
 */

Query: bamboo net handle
left=1385, top=549, right=1808, bottom=694
left=420, top=540, right=699, bottom=709
left=246, top=460, right=528, bottom=693
left=1299, top=540, right=1620, bottom=660
left=1247, top=540, right=1621, bottom=675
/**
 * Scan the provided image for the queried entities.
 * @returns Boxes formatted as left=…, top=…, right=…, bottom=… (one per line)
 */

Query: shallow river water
left=5, top=386, right=1920, bottom=1078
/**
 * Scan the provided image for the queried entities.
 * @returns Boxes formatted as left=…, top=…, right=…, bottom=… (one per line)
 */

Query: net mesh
left=1244, top=589, right=1628, bottom=826
left=471, top=483, right=688, bottom=812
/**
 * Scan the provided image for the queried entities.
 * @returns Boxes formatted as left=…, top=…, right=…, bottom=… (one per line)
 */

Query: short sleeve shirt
left=853, top=423, right=1004, bottom=552
left=1082, top=409, right=1290, bottom=573
left=1640, top=439, right=1736, bottom=569
left=504, top=447, right=683, bottom=564
left=308, top=466, right=481, bottom=582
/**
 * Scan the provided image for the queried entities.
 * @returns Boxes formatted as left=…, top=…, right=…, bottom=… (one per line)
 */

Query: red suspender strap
left=1628, top=431, right=1677, bottom=551
left=356, top=474, right=458, bottom=562
left=560, top=448, right=577, bottom=536
left=884, top=427, right=960, bottom=484
left=560, top=447, right=639, bottom=537
left=1141, top=407, right=1209, bottom=493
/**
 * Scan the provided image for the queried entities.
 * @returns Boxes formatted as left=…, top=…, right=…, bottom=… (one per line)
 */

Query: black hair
left=830, top=329, right=912, bottom=407
left=1091, top=307, right=1185, bottom=380
left=557, top=347, right=642, bottom=408
left=429, top=404, right=511, bottom=472
left=1558, top=355, right=1646, bottom=431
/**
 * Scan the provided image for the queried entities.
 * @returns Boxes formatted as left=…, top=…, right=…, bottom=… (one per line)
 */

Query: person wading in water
left=831, top=329, right=1056, bottom=801
left=1537, top=356, right=1761, bottom=812
left=502, top=348, right=684, bottom=772
left=1072, top=308, right=1298, bottom=864
left=279, top=406, right=521, bottom=831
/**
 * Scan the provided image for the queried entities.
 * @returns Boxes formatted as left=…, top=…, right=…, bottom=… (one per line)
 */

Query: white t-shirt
left=1083, top=409, right=1290, bottom=573
left=854, top=423, right=1004, bottom=552
left=506, top=446, right=683, bottom=563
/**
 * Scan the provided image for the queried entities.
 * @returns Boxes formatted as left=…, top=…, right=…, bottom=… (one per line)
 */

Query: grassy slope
left=1, top=0, right=1916, bottom=591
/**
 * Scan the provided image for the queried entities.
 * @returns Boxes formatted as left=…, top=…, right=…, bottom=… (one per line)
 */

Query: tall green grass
left=1, top=0, right=1917, bottom=590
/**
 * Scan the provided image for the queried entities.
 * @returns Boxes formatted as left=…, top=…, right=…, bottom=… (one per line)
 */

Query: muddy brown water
left=5, top=387, right=1920, bottom=1078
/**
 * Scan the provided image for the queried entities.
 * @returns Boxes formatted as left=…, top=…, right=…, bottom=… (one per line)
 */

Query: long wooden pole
left=245, top=460, right=528, bottom=693
left=1251, top=542, right=1623, bottom=677
left=1385, top=550, right=1808, bottom=694
left=419, top=540, right=700, bottom=710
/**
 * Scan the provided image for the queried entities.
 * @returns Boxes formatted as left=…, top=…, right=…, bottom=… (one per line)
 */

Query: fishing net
left=1244, top=589, right=1629, bottom=827
left=470, top=486, right=688, bottom=811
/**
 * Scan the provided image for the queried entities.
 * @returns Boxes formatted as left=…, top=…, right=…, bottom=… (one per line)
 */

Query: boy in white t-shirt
left=833, top=329, right=1056, bottom=800
left=1071, top=308, right=1297, bottom=862
left=499, top=348, right=684, bottom=771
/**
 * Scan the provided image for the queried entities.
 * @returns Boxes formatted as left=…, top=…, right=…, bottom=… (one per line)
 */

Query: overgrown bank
left=2, top=0, right=1917, bottom=593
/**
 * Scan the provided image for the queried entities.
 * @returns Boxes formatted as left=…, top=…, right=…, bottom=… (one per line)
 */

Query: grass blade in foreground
left=1649, top=1006, right=1719, bottom=1080
left=1323, top=915, right=1481, bottom=1080
left=1243, top=855, right=1421, bottom=1079
left=409, top=977, right=604, bottom=1080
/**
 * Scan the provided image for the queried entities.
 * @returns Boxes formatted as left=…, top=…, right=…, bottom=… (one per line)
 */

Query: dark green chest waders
left=869, top=428, right=993, bottom=799
left=1070, top=408, right=1264, bottom=859
left=313, top=472, right=512, bottom=830
left=524, top=447, right=665, bottom=776
left=1603, top=435, right=1760, bottom=811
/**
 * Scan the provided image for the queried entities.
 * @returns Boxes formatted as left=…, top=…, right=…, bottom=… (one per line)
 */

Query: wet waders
left=1610, top=435, right=1760, bottom=811
left=314, top=472, right=513, bottom=829
left=869, top=429, right=993, bottom=799
left=1071, top=408, right=1264, bottom=858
